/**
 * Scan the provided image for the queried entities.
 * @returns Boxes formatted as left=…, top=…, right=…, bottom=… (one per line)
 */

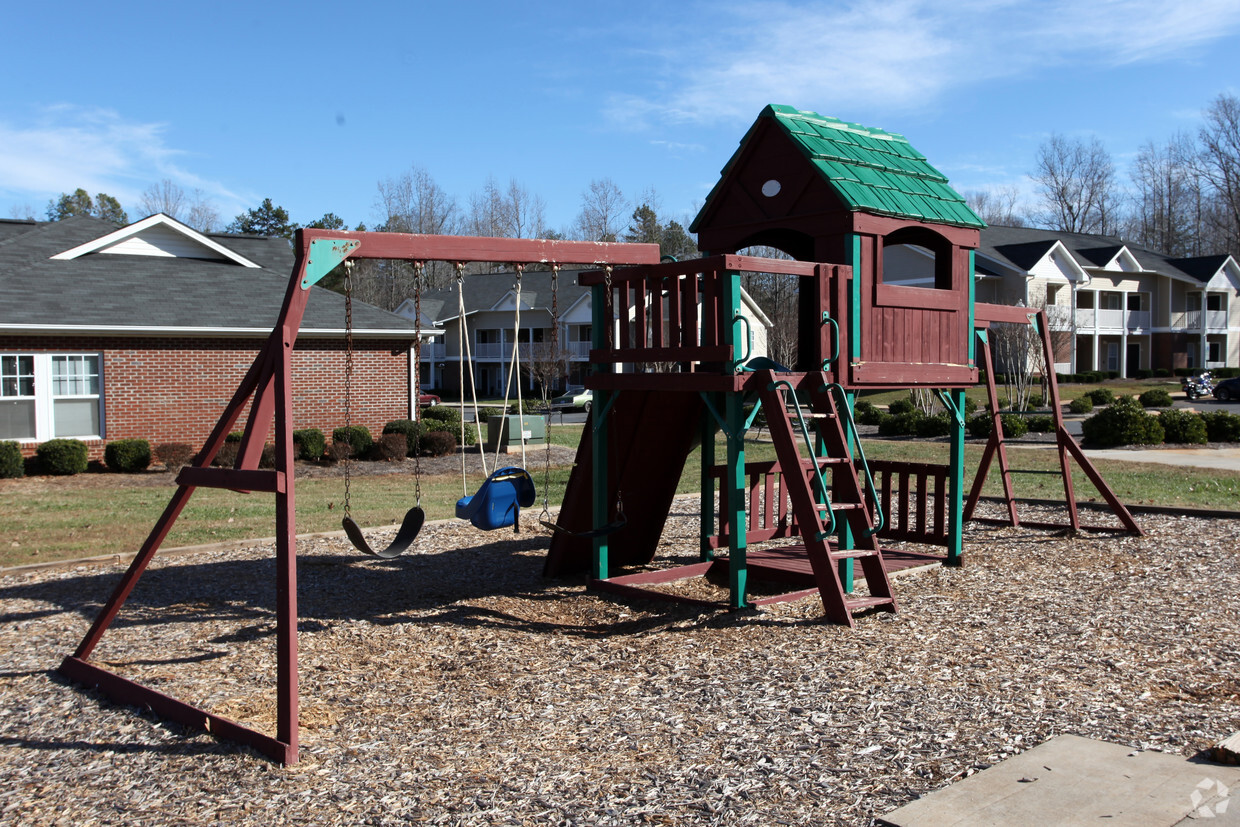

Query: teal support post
left=946, top=249, right=977, bottom=566
left=724, top=390, right=749, bottom=609
left=589, top=283, right=611, bottom=580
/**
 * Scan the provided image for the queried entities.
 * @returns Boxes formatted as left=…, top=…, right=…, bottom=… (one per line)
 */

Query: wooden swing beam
left=58, top=230, right=659, bottom=765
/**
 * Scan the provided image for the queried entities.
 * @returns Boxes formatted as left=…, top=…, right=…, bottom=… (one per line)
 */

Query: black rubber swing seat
left=539, top=513, right=628, bottom=539
left=342, top=506, right=425, bottom=558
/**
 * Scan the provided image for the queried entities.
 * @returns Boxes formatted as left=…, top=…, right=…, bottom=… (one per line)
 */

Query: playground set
left=59, top=105, right=1139, bottom=765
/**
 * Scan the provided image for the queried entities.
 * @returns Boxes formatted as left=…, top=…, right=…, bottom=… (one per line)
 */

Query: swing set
left=59, top=229, right=660, bottom=765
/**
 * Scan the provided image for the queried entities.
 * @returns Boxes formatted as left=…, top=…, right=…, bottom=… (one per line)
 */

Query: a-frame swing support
left=58, top=229, right=659, bottom=766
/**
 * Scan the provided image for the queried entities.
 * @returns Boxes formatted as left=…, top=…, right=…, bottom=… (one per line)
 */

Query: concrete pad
left=1084, top=447, right=1240, bottom=472
left=879, top=735, right=1240, bottom=827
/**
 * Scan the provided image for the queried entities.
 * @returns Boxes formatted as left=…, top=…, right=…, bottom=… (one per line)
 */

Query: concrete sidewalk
left=1083, top=446, right=1240, bottom=472
left=880, top=735, right=1239, bottom=826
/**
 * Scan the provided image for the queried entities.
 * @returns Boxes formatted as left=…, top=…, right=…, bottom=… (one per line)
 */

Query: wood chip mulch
left=1, top=502, right=1237, bottom=826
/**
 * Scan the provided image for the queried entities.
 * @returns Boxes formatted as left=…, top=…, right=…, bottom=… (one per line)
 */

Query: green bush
left=999, top=413, right=1029, bottom=438
left=964, top=396, right=979, bottom=417
left=853, top=399, right=879, bottom=422
left=1154, top=368, right=1172, bottom=378
left=966, top=413, right=993, bottom=439
left=1157, top=409, right=1207, bottom=444
left=332, top=425, right=373, bottom=459
left=421, top=429, right=457, bottom=457
left=856, top=402, right=886, bottom=427
left=225, top=431, right=244, bottom=443
left=1068, top=396, right=1094, bottom=415
left=1026, top=414, right=1056, bottom=433
left=915, top=413, right=952, bottom=438
left=475, top=406, right=505, bottom=421
left=0, top=441, right=24, bottom=479
left=104, top=439, right=152, bottom=473
left=888, top=398, right=915, bottom=416
left=1203, top=410, right=1240, bottom=443
left=155, top=442, right=194, bottom=469
left=420, top=406, right=476, bottom=445
left=1081, top=398, right=1164, bottom=447
left=36, top=438, right=89, bottom=476
left=292, top=428, right=326, bottom=461
left=212, top=442, right=240, bottom=467
left=877, top=411, right=923, bottom=436
left=1085, top=388, right=1115, bottom=406
left=1138, top=388, right=1174, bottom=408
left=382, top=419, right=427, bottom=458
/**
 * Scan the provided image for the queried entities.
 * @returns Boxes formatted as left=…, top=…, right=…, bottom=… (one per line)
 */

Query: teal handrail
left=827, top=382, right=885, bottom=536
left=820, top=313, right=840, bottom=371
left=770, top=379, right=835, bottom=538
left=732, top=313, right=752, bottom=371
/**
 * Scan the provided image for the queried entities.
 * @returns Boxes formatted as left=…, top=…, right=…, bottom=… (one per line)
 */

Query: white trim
left=50, top=213, right=261, bottom=268
left=1101, top=246, right=1143, bottom=273
left=0, top=323, right=421, bottom=338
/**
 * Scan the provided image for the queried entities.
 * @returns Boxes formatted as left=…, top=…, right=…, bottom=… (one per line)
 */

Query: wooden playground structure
left=59, top=105, right=1139, bottom=765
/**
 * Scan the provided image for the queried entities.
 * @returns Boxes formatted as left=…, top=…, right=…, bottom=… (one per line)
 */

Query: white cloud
left=609, top=0, right=1240, bottom=128
left=0, top=105, right=247, bottom=218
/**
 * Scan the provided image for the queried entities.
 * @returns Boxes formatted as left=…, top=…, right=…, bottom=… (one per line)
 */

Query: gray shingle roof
left=978, top=225, right=1232, bottom=284
left=0, top=217, right=416, bottom=335
left=422, top=270, right=592, bottom=322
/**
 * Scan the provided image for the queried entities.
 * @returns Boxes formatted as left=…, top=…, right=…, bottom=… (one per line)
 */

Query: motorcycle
left=1182, top=371, right=1214, bottom=400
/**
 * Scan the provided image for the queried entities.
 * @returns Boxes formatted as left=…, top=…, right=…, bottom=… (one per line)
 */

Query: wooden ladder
left=757, top=372, right=897, bottom=626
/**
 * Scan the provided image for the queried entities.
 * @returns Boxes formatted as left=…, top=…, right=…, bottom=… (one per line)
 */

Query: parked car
left=418, top=392, right=441, bottom=407
left=550, top=387, right=592, bottom=412
left=1213, top=376, right=1240, bottom=402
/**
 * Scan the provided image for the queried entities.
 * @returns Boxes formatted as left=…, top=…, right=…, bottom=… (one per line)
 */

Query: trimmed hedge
left=36, top=438, right=89, bottom=476
left=1138, top=388, right=1174, bottom=408
left=376, top=433, right=408, bottom=461
left=1156, top=409, right=1207, bottom=444
left=104, top=439, right=152, bottom=473
left=421, top=406, right=477, bottom=446
left=421, top=429, right=457, bottom=457
left=155, top=442, right=194, bottom=469
left=1081, top=397, right=1164, bottom=447
left=888, top=398, right=915, bottom=416
left=332, top=425, right=373, bottom=459
left=966, top=413, right=993, bottom=439
left=0, top=441, right=23, bottom=479
left=1026, top=414, right=1056, bottom=433
left=1084, top=388, right=1115, bottom=406
left=1068, top=396, right=1094, bottom=415
left=293, top=428, right=326, bottom=461
left=1203, top=410, right=1240, bottom=442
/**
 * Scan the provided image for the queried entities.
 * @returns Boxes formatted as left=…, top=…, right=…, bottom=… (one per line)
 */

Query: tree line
left=967, top=92, right=1240, bottom=259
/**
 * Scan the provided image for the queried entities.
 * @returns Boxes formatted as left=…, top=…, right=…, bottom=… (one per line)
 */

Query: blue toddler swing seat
left=456, top=466, right=536, bottom=531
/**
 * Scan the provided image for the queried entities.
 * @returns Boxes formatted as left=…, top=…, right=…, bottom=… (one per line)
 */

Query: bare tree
left=737, top=246, right=798, bottom=368
left=1032, top=134, right=1121, bottom=235
left=1196, top=93, right=1240, bottom=257
left=964, top=187, right=1028, bottom=226
left=505, top=179, right=548, bottom=240
left=7, top=203, right=38, bottom=220
left=1127, top=134, right=1202, bottom=257
left=574, top=178, right=628, bottom=242
left=376, top=167, right=459, bottom=289
left=138, top=179, right=220, bottom=232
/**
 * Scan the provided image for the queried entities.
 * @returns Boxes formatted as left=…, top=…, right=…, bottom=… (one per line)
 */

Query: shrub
left=1081, top=397, right=1164, bottom=447
left=155, top=442, right=194, bottom=469
left=36, top=438, right=89, bottom=476
left=382, top=419, right=427, bottom=458
left=225, top=431, right=244, bottom=443
left=1138, top=388, right=1174, bottom=408
left=966, top=413, right=993, bottom=439
left=376, top=432, right=408, bottom=461
left=888, top=398, right=915, bottom=416
left=855, top=401, right=886, bottom=426
left=420, top=429, right=457, bottom=457
left=877, top=411, right=922, bottom=436
left=420, top=406, right=476, bottom=445
left=915, top=413, right=952, bottom=438
left=1068, top=396, right=1094, bottom=415
left=332, top=425, right=373, bottom=459
left=1026, top=414, right=1056, bottom=433
left=963, top=396, right=979, bottom=417
left=1154, top=368, right=1172, bottom=378
left=1157, top=409, right=1207, bottom=444
left=475, top=406, right=505, bottom=421
left=212, top=441, right=240, bottom=467
left=0, top=441, right=23, bottom=479
left=1203, top=410, right=1240, bottom=443
left=292, top=428, right=326, bottom=461
left=1085, top=388, right=1115, bottom=406
left=259, top=444, right=277, bottom=469
left=853, top=399, right=878, bottom=421
left=104, top=439, right=152, bottom=473
left=999, top=413, right=1029, bottom=438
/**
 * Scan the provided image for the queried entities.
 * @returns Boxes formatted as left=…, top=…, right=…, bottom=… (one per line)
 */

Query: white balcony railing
left=566, top=341, right=590, bottom=359
left=1172, top=310, right=1202, bottom=330
left=1075, top=308, right=1095, bottom=327
left=1207, top=309, right=1228, bottom=329
left=1075, top=308, right=1150, bottom=330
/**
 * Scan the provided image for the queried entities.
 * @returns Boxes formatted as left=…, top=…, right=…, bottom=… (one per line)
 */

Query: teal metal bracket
left=826, top=382, right=885, bottom=535
left=699, top=391, right=763, bottom=438
left=301, top=238, right=360, bottom=289
left=591, top=390, right=619, bottom=434
left=934, top=389, right=966, bottom=428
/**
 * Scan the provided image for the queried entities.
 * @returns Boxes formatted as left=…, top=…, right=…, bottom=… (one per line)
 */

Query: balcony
left=1170, top=309, right=1230, bottom=331
left=1074, top=308, right=1150, bottom=330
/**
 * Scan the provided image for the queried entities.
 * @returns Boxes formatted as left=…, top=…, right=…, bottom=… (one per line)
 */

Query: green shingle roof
left=701, top=105, right=986, bottom=230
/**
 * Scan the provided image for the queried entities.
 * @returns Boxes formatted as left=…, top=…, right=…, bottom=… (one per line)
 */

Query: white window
left=0, top=353, right=103, bottom=441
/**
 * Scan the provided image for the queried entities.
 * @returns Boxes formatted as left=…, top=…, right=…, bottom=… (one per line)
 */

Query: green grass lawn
left=5, top=420, right=1238, bottom=569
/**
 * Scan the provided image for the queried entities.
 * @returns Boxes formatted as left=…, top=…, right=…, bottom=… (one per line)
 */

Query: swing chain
left=343, top=259, right=355, bottom=518
left=603, top=265, right=614, bottom=349
left=540, top=264, right=560, bottom=522
left=412, top=260, right=424, bottom=508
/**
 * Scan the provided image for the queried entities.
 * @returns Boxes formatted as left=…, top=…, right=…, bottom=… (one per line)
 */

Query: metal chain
left=541, top=264, right=560, bottom=521
left=412, top=261, right=424, bottom=507
left=343, top=260, right=355, bottom=517
left=604, top=265, right=614, bottom=349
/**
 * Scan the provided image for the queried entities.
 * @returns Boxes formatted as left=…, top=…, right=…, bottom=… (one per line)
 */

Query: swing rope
left=411, top=261, right=425, bottom=509
left=342, top=260, right=355, bottom=518
left=493, top=264, right=528, bottom=472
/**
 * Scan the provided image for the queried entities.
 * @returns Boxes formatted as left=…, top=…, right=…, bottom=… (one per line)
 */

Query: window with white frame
left=0, top=353, right=103, bottom=441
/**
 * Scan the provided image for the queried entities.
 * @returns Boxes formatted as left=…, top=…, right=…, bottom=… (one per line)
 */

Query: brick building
left=0, top=214, right=419, bottom=458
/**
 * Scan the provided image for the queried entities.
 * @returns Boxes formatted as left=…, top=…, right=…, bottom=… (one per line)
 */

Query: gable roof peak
left=50, top=213, right=260, bottom=267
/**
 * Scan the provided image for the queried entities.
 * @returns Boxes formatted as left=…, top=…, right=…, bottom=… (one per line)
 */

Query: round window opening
left=761, top=179, right=781, bottom=197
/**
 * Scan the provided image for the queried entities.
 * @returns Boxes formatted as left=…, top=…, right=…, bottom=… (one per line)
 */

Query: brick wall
left=1, top=334, right=411, bottom=457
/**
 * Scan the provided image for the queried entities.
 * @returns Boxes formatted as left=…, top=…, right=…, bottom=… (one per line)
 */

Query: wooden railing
left=706, top=458, right=951, bottom=549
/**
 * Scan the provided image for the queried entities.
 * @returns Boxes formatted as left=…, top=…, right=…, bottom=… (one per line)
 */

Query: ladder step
left=798, top=456, right=850, bottom=468
left=844, top=595, right=896, bottom=611
left=783, top=410, right=837, bottom=420
left=830, top=548, right=881, bottom=561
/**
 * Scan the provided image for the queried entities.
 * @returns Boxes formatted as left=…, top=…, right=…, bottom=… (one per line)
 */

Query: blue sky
left=3, top=0, right=1240, bottom=234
